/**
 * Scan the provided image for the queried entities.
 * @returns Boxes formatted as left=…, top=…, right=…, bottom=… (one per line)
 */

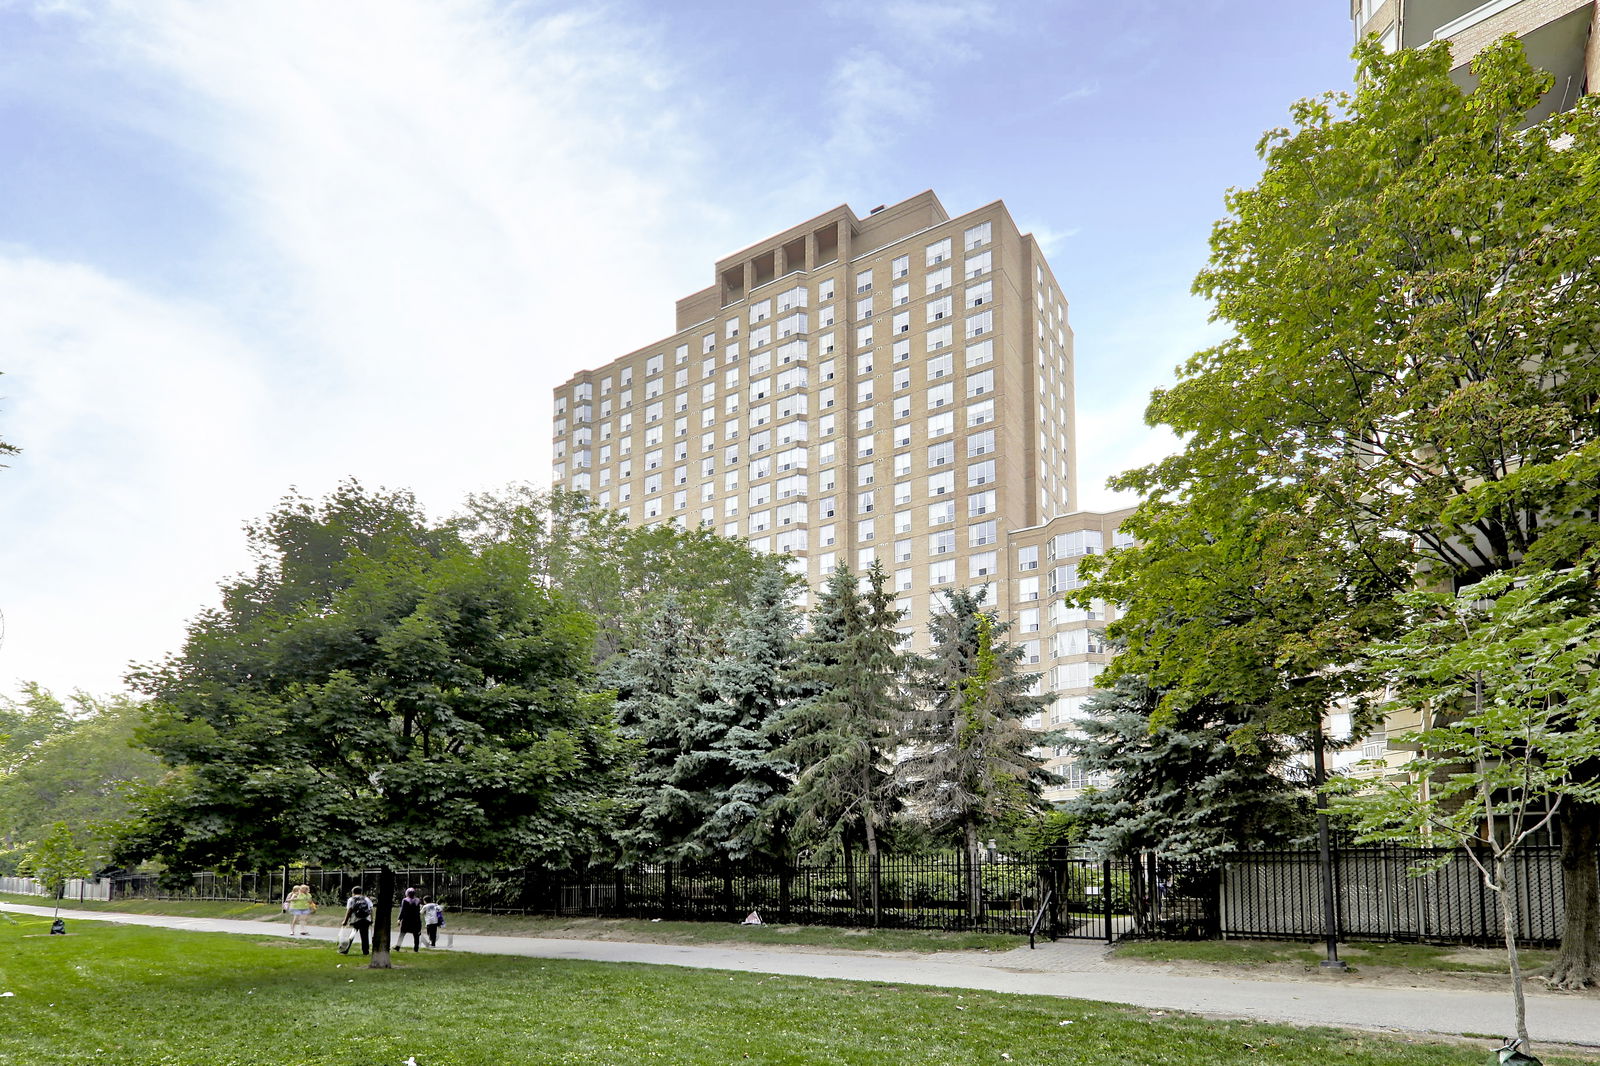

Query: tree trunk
left=843, top=840, right=859, bottom=918
left=1494, top=857, right=1531, bottom=1051
left=965, top=821, right=982, bottom=922
left=1547, top=801, right=1600, bottom=989
left=369, top=865, right=394, bottom=969
left=865, top=818, right=881, bottom=928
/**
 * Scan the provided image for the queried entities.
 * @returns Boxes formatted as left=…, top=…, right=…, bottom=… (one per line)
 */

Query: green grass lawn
left=2, top=913, right=1584, bottom=1066
left=0, top=891, right=1017, bottom=953
left=1114, top=938, right=1558, bottom=975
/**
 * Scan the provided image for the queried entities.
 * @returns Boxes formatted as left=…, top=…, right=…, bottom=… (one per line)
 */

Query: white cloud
left=871, top=0, right=1002, bottom=58
left=0, top=0, right=725, bottom=694
left=823, top=47, right=931, bottom=162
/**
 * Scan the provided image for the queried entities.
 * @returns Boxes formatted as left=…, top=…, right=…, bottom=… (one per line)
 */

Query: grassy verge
left=3, top=914, right=1589, bottom=1066
left=0, top=892, right=1016, bottom=953
left=1114, top=938, right=1559, bottom=975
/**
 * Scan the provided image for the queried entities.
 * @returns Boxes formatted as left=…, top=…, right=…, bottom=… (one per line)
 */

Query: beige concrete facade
left=552, top=191, right=1123, bottom=802
left=1352, top=0, right=1597, bottom=120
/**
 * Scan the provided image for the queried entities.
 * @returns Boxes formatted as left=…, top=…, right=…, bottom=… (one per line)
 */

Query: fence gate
left=1038, top=853, right=1140, bottom=942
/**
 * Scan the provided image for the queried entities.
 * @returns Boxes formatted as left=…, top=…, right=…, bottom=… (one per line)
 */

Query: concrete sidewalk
left=6, top=901, right=1598, bottom=1048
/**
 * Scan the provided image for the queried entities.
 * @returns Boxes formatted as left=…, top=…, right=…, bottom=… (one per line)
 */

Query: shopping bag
left=337, top=926, right=354, bottom=955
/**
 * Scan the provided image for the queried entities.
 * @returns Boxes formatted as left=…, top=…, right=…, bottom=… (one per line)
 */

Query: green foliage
left=771, top=561, right=909, bottom=857
left=455, top=484, right=782, bottom=663
left=899, top=590, right=1053, bottom=840
left=0, top=690, right=162, bottom=873
left=1336, top=569, right=1600, bottom=851
left=668, top=567, right=800, bottom=861
left=118, top=482, right=626, bottom=882
left=0, top=683, right=73, bottom=775
left=20, top=821, right=90, bottom=899
left=1066, top=671, right=1313, bottom=861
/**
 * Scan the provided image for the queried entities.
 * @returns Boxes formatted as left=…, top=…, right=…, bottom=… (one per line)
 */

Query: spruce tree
left=1064, top=671, right=1311, bottom=862
left=770, top=561, right=908, bottom=918
left=899, top=588, right=1052, bottom=917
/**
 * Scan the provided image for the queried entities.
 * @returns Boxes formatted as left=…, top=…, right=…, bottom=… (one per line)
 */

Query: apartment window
left=776, top=284, right=808, bottom=312
left=892, top=282, right=910, bottom=306
left=819, top=523, right=837, bottom=546
left=818, top=277, right=836, bottom=301
left=928, top=470, right=955, bottom=496
left=929, top=530, right=955, bottom=556
left=965, top=280, right=993, bottom=308
left=965, top=339, right=994, bottom=367
left=968, top=490, right=995, bottom=516
left=778, top=312, right=808, bottom=338
left=816, top=551, right=836, bottom=571
left=926, top=324, right=954, bottom=350
left=856, top=323, right=874, bottom=347
left=929, top=559, right=956, bottom=586
left=750, top=324, right=771, bottom=348
left=927, top=440, right=954, bottom=467
left=646, top=354, right=664, bottom=376
left=928, top=500, right=955, bottom=526
left=966, top=370, right=995, bottom=398
left=967, top=459, right=996, bottom=487
left=966, top=399, right=995, bottom=427
left=927, top=353, right=953, bottom=380
left=892, top=367, right=911, bottom=391
left=895, top=567, right=913, bottom=592
left=927, top=295, right=953, bottom=322
left=893, top=338, right=911, bottom=363
left=963, top=221, right=991, bottom=250
left=893, top=422, right=913, bottom=448
left=856, top=408, right=875, bottom=431
left=749, top=484, right=772, bottom=507
left=1017, top=545, right=1039, bottom=571
left=644, top=473, right=663, bottom=495
left=820, top=495, right=838, bottom=518
left=857, top=490, right=876, bottom=514
left=1021, top=639, right=1041, bottom=665
left=969, top=520, right=996, bottom=547
left=894, top=538, right=912, bottom=563
left=928, top=412, right=954, bottom=438
left=893, top=452, right=912, bottom=478
left=855, top=269, right=873, bottom=293
left=749, top=299, right=772, bottom=325
left=856, top=546, right=877, bottom=568
left=855, top=297, right=873, bottom=322
left=965, top=250, right=991, bottom=279
left=928, top=383, right=954, bottom=409
left=891, top=254, right=910, bottom=279
left=775, top=527, right=808, bottom=554
left=925, top=266, right=952, bottom=294
left=893, top=396, right=912, bottom=421
left=777, top=339, right=807, bottom=366
left=749, top=376, right=771, bottom=401
left=750, top=350, right=772, bottom=375
left=965, top=310, right=993, bottom=338
left=894, top=509, right=913, bottom=534
left=1017, top=576, right=1039, bottom=601
left=856, top=462, right=875, bottom=487
left=925, top=237, right=951, bottom=266
left=856, top=381, right=874, bottom=404
left=776, top=367, right=808, bottom=393
left=892, top=311, right=911, bottom=335
left=968, top=429, right=995, bottom=457
left=968, top=551, right=997, bottom=578
left=1019, top=608, right=1040, bottom=633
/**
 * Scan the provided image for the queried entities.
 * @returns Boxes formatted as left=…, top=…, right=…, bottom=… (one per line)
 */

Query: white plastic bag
left=337, top=926, right=354, bottom=954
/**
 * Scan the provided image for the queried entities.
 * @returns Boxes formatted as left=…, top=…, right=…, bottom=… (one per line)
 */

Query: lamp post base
left=1319, top=958, right=1348, bottom=970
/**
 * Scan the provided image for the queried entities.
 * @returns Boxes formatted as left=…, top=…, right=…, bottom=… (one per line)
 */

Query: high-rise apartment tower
left=552, top=191, right=1127, bottom=800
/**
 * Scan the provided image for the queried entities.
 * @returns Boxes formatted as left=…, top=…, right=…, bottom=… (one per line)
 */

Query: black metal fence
left=109, top=849, right=1133, bottom=939
left=104, top=844, right=1575, bottom=947
left=1216, top=845, right=1568, bottom=947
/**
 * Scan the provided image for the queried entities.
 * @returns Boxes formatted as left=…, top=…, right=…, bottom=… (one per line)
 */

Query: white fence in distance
left=0, top=875, right=111, bottom=902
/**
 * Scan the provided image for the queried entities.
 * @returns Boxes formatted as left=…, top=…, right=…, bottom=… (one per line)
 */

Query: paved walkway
left=6, top=902, right=1599, bottom=1048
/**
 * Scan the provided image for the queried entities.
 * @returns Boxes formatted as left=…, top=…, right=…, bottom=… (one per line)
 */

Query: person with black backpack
left=341, top=887, right=374, bottom=955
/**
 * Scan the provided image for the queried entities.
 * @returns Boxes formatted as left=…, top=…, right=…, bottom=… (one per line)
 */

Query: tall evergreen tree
left=1065, top=671, right=1311, bottom=862
left=899, top=589, right=1052, bottom=916
left=770, top=562, right=908, bottom=916
left=686, top=567, right=800, bottom=861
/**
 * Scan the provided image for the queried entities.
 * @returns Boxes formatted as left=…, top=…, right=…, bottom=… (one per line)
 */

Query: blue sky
left=0, top=0, right=1358, bottom=696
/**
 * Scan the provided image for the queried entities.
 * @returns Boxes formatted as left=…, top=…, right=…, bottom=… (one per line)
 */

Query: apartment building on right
left=1351, top=0, right=1598, bottom=122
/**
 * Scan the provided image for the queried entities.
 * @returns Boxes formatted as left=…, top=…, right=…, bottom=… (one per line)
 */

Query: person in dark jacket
left=394, top=887, right=423, bottom=952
